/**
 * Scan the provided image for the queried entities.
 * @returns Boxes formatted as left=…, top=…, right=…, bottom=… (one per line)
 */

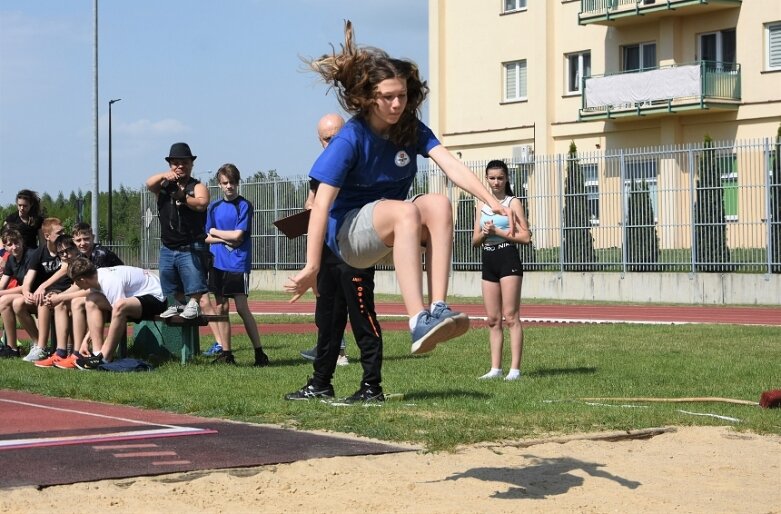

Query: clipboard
left=273, top=209, right=311, bottom=239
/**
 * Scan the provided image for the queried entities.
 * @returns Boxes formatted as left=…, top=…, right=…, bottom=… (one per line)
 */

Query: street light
left=108, top=98, right=121, bottom=241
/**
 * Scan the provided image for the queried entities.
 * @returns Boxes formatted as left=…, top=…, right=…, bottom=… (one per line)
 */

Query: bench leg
left=179, top=325, right=201, bottom=364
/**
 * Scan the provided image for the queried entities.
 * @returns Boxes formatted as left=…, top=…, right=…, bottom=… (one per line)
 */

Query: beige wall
left=428, top=0, right=781, bottom=158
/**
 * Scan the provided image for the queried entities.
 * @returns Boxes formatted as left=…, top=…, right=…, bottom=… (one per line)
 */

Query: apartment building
left=428, top=0, right=780, bottom=158
left=428, top=0, right=780, bottom=256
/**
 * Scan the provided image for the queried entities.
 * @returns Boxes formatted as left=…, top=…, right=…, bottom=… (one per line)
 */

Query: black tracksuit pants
left=312, top=246, right=382, bottom=389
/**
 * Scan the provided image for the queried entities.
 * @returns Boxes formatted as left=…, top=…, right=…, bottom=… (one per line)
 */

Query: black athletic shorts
left=208, top=269, right=249, bottom=298
left=133, top=295, right=168, bottom=322
left=481, top=242, right=523, bottom=282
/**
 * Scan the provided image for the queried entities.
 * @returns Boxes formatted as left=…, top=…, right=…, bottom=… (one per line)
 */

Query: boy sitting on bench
left=68, top=256, right=167, bottom=370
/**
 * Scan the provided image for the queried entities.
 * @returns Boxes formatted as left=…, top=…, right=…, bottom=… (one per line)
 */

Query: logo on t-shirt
left=394, top=150, right=410, bottom=167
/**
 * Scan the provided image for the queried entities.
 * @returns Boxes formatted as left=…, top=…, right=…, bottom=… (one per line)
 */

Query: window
left=503, top=0, right=527, bottom=13
left=504, top=60, right=527, bottom=102
left=624, top=160, right=658, bottom=221
left=622, top=42, right=656, bottom=71
left=566, top=51, right=591, bottom=94
left=582, top=163, right=600, bottom=224
left=699, top=29, right=736, bottom=65
left=767, top=22, right=781, bottom=71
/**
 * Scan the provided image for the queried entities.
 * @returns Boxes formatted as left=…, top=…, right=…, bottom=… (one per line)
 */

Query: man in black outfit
left=285, top=114, right=384, bottom=403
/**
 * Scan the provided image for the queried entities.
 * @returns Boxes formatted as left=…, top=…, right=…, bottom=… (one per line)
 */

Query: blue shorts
left=159, top=242, right=210, bottom=297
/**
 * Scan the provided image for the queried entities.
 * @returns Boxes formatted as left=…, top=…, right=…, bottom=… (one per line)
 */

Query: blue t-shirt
left=205, top=196, right=253, bottom=273
left=309, top=117, right=441, bottom=256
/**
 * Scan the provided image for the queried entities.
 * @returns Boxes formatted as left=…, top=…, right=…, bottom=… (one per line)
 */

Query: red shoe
left=53, top=353, right=78, bottom=370
left=34, top=354, right=60, bottom=368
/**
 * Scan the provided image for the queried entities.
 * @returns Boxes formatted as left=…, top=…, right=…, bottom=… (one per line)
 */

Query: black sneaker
left=211, top=351, right=236, bottom=365
left=75, top=353, right=104, bottom=371
left=284, top=379, right=335, bottom=401
left=0, top=345, right=21, bottom=358
left=342, top=383, right=385, bottom=404
left=253, top=350, right=270, bottom=367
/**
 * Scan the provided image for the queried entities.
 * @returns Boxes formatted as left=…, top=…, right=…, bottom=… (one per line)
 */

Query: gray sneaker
left=300, top=346, right=317, bottom=361
left=179, top=300, right=200, bottom=319
left=23, top=346, right=48, bottom=362
left=159, top=304, right=183, bottom=319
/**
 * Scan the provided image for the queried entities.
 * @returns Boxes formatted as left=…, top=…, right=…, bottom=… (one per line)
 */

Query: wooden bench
left=119, top=314, right=229, bottom=363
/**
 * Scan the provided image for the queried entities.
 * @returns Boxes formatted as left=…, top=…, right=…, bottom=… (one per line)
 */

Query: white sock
left=505, top=369, right=521, bottom=381
left=479, top=368, right=503, bottom=380
left=409, top=310, right=427, bottom=331
left=186, top=298, right=198, bottom=307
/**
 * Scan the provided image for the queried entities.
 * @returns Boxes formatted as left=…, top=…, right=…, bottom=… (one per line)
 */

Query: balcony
left=579, top=61, right=741, bottom=121
left=579, top=0, right=742, bottom=26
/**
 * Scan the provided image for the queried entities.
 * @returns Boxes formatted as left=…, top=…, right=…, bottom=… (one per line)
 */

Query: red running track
left=246, top=301, right=780, bottom=326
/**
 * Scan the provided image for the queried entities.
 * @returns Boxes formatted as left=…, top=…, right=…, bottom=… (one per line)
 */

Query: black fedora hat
left=165, top=142, right=197, bottom=162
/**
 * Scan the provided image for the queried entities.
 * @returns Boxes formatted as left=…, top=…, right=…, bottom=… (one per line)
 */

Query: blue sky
left=0, top=0, right=428, bottom=206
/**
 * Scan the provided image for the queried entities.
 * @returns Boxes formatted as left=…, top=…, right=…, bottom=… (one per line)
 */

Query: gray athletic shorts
left=336, top=200, right=391, bottom=269
left=336, top=196, right=423, bottom=269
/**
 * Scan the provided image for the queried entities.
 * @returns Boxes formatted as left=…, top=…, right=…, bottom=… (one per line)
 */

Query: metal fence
left=138, top=137, right=781, bottom=274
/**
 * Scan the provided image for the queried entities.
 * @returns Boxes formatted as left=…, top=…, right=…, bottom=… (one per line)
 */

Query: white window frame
left=624, top=160, right=658, bottom=223
left=581, top=162, right=600, bottom=225
left=503, top=60, right=528, bottom=102
left=622, top=42, right=656, bottom=72
left=566, top=51, right=591, bottom=94
left=503, top=0, right=527, bottom=14
left=766, top=22, right=781, bottom=71
left=698, top=29, right=736, bottom=66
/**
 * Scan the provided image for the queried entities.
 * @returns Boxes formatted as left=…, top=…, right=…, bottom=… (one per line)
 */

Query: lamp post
left=108, top=98, right=121, bottom=242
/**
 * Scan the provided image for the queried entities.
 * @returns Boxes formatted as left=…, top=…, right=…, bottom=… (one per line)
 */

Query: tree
left=562, top=141, right=596, bottom=270
left=771, top=124, right=781, bottom=273
left=694, top=135, right=732, bottom=272
left=626, top=179, right=660, bottom=271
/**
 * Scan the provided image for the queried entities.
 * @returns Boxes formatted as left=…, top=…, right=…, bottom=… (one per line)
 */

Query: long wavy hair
left=15, top=189, right=42, bottom=221
left=306, top=20, right=429, bottom=147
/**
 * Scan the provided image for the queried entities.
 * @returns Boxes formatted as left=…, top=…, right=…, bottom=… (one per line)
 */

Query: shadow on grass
left=526, top=366, right=597, bottom=378
left=435, top=455, right=640, bottom=499
left=403, top=389, right=492, bottom=401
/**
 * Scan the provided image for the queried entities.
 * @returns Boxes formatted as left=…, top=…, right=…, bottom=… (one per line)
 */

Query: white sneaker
left=179, top=300, right=200, bottom=319
left=336, top=355, right=349, bottom=367
left=505, top=371, right=521, bottom=381
left=159, top=304, right=183, bottom=318
left=478, top=369, right=503, bottom=380
left=23, top=346, right=48, bottom=362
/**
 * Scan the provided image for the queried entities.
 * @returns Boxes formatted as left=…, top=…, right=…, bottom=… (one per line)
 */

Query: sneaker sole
left=410, top=315, right=471, bottom=355
left=284, top=393, right=334, bottom=401
left=179, top=312, right=200, bottom=319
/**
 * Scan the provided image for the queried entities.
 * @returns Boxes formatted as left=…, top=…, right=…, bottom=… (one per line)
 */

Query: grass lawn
left=1, top=320, right=778, bottom=451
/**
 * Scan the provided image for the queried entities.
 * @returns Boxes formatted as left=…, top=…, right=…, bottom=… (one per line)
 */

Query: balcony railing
left=580, top=61, right=741, bottom=121
left=579, top=0, right=742, bottom=26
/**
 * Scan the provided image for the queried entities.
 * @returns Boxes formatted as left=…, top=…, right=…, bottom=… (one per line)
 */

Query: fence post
left=688, top=144, right=697, bottom=274
left=273, top=180, right=279, bottom=272
left=619, top=148, right=627, bottom=274
left=557, top=152, right=565, bottom=273
left=764, top=137, right=772, bottom=275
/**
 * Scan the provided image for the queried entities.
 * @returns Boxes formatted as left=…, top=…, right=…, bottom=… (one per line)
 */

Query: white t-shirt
left=96, top=266, right=164, bottom=305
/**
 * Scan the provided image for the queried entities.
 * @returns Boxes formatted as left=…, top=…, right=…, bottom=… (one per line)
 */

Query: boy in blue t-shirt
left=204, top=164, right=269, bottom=367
